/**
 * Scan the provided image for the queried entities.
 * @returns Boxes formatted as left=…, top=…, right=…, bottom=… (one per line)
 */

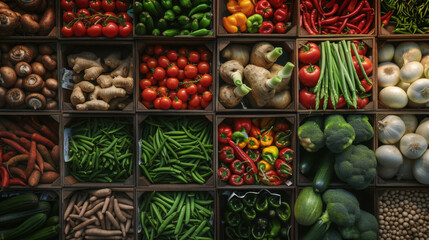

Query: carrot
left=42, top=161, right=56, bottom=172
left=50, top=145, right=59, bottom=167
left=21, top=123, right=38, bottom=134
left=28, top=169, right=41, bottom=187
left=0, top=131, right=18, bottom=140
left=1, top=138, right=29, bottom=154
left=36, top=151, right=44, bottom=174
left=9, top=166, right=27, bottom=180
left=2, top=151, right=16, bottom=162
left=17, top=137, right=31, bottom=150
left=6, top=154, right=29, bottom=167
left=40, top=125, right=58, bottom=144
left=31, top=133, right=55, bottom=148
left=37, top=144, right=55, bottom=169
left=40, top=117, right=59, bottom=135
left=13, top=130, right=32, bottom=139
left=40, top=171, right=59, bottom=183
left=25, top=140, right=37, bottom=177
left=9, top=178, right=26, bottom=186
left=0, top=119, right=22, bottom=131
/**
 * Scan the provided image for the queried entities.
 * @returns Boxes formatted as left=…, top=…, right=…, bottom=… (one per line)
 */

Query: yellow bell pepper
left=238, top=0, right=255, bottom=16
left=223, top=12, right=247, bottom=33
left=262, top=146, right=279, bottom=165
left=258, top=160, right=273, bottom=173
left=227, top=0, right=241, bottom=13
left=247, top=137, right=260, bottom=149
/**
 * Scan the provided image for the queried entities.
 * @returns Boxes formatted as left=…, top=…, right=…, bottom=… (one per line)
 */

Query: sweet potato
left=39, top=171, right=58, bottom=183
left=28, top=169, right=41, bottom=186
left=50, top=145, right=59, bottom=167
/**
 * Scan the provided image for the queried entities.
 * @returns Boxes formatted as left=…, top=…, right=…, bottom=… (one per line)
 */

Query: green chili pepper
left=164, top=10, right=175, bottom=21
left=199, top=12, right=212, bottom=28
left=172, top=5, right=182, bottom=14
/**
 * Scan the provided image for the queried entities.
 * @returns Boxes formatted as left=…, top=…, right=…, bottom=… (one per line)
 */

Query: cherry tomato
left=188, top=51, right=200, bottom=63
left=141, top=55, right=150, bottom=63
left=142, top=100, right=152, bottom=109
left=299, top=65, right=321, bottom=87
left=61, top=25, right=74, bottom=37
left=139, top=78, right=151, bottom=89
left=177, top=69, right=185, bottom=80
left=184, top=65, right=198, bottom=78
left=87, top=24, right=102, bottom=37
left=139, top=63, right=149, bottom=74
left=200, top=98, right=210, bottom=108
left=76, top=0, right=89, bottom=8
left=119, top=22, right=132, bottom=37
left=154, top=45, right=165, bottom=56
left=352, top=55, right=372, bottom=79
left=63, top=11, right=76, bottom=24
left=166, top=78, right=179, bottom=89
left=178, top=47, right=189, bottom=56
left=199, top=74, right=212, bottom=87
left=153, top=97, right=161, bottom=109
left=147, top=58, right=158, bottom=68
left=202, top=91, right=212, bottom=102
left=77, top=9, right=90, bottom=17
left=351, top=41, right=368, bottom=56
left=102, top=22, right=119, bottom=38
left=153, top=67, right=166, bottom=81
left=172, top=98, right=183, bottom=109
left=188, top=94, right=201, bottom=107
left=90, top=15, right=102, bottom=25
left=168, top=90, right=177, bottom=100
left=166, top=50, right=178, bottom=61
left=102, top=0, right=116, bottom=11
left=157, top=86, right=168, bottom=97
left=104, top=12, right=117, bottom=23
left=200, top=51, right=211, bottom=62
left=177, top=57, right=188, bottom=69
left=181, top=102, right=188, bottom=109
left=61, top=0, right=76, bottom=11
left=159, top=97, right=172, bottom=109
left=158, top=56, right=170, bottom=68
left=149, top=76, right=157, bottom=85
left=72, top=21, right=86, bottom=37
left=186, top=83, right=197, bottom=95
left=167, top=65, right=179, bottom=77
left=197, top=62, right=210, bottom=74
left=145, top=46, right=154, bottom=55
left=118, top=12, right=132, bottom=22
left=177, top=88, right=189, bottom=102
left=299, top=42, right=321, bottom=64
left=141, top=88, right=157, bottom=101
left=158, top=78, right=167, bottom=87
left=196, top=83, right=207, bottom=93
left=89, top=0, right=102, bottom=11
left=116, top=0, right=129, bottom=11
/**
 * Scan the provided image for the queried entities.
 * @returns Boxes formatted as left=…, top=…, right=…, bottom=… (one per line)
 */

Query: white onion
left=399, top=133, right=428, bottom=159
left=378, top=115, right=406, bottom=144
left=413, top=150, right=429, bottom=184
left=400, top=61, right=424, bottom=83
left=378, top=62, right=400, bottom=87
left=379, top=86, right=408, bottom=108
left=416, top=120, right=429, bottom=144
left=407, top=78, right=429, bottom=103
left=394, top=42, right=421, bottom=67
left=396, top=158, right=415, bottom=180
left=379, top=43, right=395, bottom=63
left=397, top=81, right=410, bottom=91
left=376, top=145, right=403, bottom=168
left=378, top=165, right=399, bottom=180
left=399, top=114, right=418, bottom=133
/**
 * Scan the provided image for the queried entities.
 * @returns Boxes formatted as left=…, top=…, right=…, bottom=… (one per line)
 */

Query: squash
left=294, top=187, right=323, bottom=226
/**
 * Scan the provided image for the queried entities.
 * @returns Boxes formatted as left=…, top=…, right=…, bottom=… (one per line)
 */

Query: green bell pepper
left=269, top=219, right=281, bottom=237
left=246, top=14, right=263, bottom=33
left=276, top=201, right=291, bottom=222
left=238, top=221, right=251, bottom=239
left=134, top=2, right=144, bottom=14
left=256, top=196, right=268, bottom=212
left=135, top=23, right=146, bottom=35
left=243, top=193, right=257, bottom=207
left=199, top=12, right=212, bottom=28
left=268, top=195, right=281, bottom=208
left=152, top=28, right=161, bottom=36
left=232, top=131, right=249, bottom=144
left=227, top=197, right=244, bottom=212
left=191, top=19, right=199, bottom=31
left=243, top=206, right=256, bottom=221
left=164, top=10, right=175, bottom=21
left=225, top=212, right=241, bottom=227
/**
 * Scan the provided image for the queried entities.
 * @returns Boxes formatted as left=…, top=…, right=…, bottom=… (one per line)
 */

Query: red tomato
left=356, top=96, right=369, bottom=109
left=200, top=99, right=210, bottom=108
left=104, top=12, right=117, bottom=23
left=199, top=74, right=212, bottom=87
left=196, top=83, right=207, bottom=93
left=200, top=50, right=211, bottom=62
left=115, top=0, right=129, bottom=11
left=360, top=79, right=372, bottom=92
left=299, top=89, right=318, bottom=109
left=352, top=55, right=372, bottom=79
left=87, top=24, right=102, bottom=37
left=76, top=0, right=89, bottom=8
left=166, top=50, right=178, bottom=61
left=77, top=9, right=90, bottom=17
left=172, top=98, right=183, bottom=109
left=299, top=42, right=321, bottom=64
left=153, top=97, right=161, bottom=109
left=299, top=65, right=321, bottom=87
left=197, top=62, right=210, bottom=74
left=145, top=46, right=154, bottom=55
left=119, top=22, right=132, bottom=37
left=147, top=58, right=158, bottom=68
left=158, top=78, right=167, bottom=87
left=197, top=46, right=208, bottom=53
left=72, top=21, right=86, bottom=37
left=159, top=97, right=172, bottom=109
left=158, top=56, right=170, bottom=68
left=168, top=90, right=176, bottom=99
left=141, top=54, right=150, bottom=63
left=90, top=15, right=102, bottom=25
left=184, top=65, right=198, bottom=78
left=351, top=41, right=368, bottom=56
left=102, top=0, right=116, bottom=11
left=178, top=47, right=189, bottom=56
left=139, top=63, right=149, bottom=74
left=177, top=88, right=189, bottom=102
left=188, top=51, right=200, bottom=63
left=153, top=67, right=166, bottom=80
left=139, top=79, right=151, bottom=89
left=157, top=86, right=168, bottom=97
left=141, top=88, right=157, bottom=101
left=89, top=0, right=102, bottom=10
left=186, top=83, right=197, bottom=95
left=61, top=0, right=76, bottom=11
left=177, top=69, right=185, bottom=80
left=102, top=22, right=119, bottom=37
left=275, top=22, right=288, bottom=33
left=61, top=25, right=74, bottom=37
left=167, top=65, right=179, bottom=77
left=202, top=91, right=212, bottom=102
left=177, top=57, right=188, bottom=69
left=149, top=76, right=157, bottom=85
left=154, top=45, right=165, bottom=56
left=328, top=95, right=347, bottom=109
left=166, top=78, right=179, bottom=89
left=188, top=94, right=201, bottom=107
left=118, top=12, right=132, bottom=22
left=62, top=11, right=76, bottom=24
left=181, top=102, right=188, bottom=109
left=142, top=100, right=152, bottom=109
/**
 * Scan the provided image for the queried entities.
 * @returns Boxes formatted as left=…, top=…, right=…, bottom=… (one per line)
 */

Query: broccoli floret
left=324, top=115, right=355, bottom=153
left=322, top=228, right=343, bottom=240
left=346, top=115, right=374, bottom=144
left=298, top=116, right=325, bottom=152
left=322, top=189, right=360, bottom=227
left=339, top=210, right=378, bottom=240
left=334, top=144, right=377, bottom=190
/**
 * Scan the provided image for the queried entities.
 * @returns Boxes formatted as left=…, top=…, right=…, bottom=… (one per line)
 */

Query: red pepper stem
left=266, top=47, right=283, bottom=62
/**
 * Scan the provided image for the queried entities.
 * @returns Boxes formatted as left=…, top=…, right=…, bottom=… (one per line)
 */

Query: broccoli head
left=346, top=115, right=374, bottom=144
left=322, top=189, right=361, bottom=227
left=324, top=115, right=355, bottom=153
left=339, top=210, right=378, bottom=240
left=334, top=144, right=377, bottom=190
left=322, top=228, right=343, bottom=240
left=298, top=116, right=325, bottom=152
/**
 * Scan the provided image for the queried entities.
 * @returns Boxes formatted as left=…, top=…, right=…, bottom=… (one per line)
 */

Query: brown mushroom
left=41, top=54, right=56, bottom=71
left=38, top=44, right=54, bottom=55
left=0, top=2, right=10, bottom=9
left=0, top=66, right=17, bottom=88
left=20, top=14, right=40, bottom=34
left=41, top=86, right=55, bottom=98
left=14, top=62, right=32, bottom=77
left=0, top=8, right=19, bottom=35
left=17, top=0, right=42, bottom=12
left=14, top=78, right=23, bottom=88
left=0, top=86, right=6, bottom=108
left=25, top=93, right=46, bottom=109
left=45, top=99, right=57, bottom=110
left=23, top=74, right=43, bottom=92
left=9, top=45, right=34, bottom=64
left=31, top=62, right=46, bottom=76
left=5, top=88, right=25, bottom=107
left=45, top=78, right=57, bottom=91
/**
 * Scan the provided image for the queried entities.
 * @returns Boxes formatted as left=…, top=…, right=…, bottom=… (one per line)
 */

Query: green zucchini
left=21, top=224, right=60, bottom=240
left=302, top=212, right=331, bottom=240
left=313, top=151, right=335, bottom=193
left=0, top=194, right=39, bottom=215
left=44, top=216, right=59, bottom=227
left=294, top=187, right=323, bottom=226
left=299, top=150, right=317, bottom=176
left=1, top=213, right=47, bottom=240
left=0, top=201, right=50, bottom=226
left=322, top=228, right=343, bottom=240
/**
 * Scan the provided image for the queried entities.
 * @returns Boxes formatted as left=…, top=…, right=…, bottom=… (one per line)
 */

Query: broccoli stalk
left=298, top=116, right=325, bottom=152
left=346, top=115, right=374, bottom=144
left=324, top=115, right=355, bottom=153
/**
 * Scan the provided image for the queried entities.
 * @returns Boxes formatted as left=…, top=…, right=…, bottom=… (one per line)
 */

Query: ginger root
left=76, top=100, right=109, bottom=110
left=72, top=74, right=83, bottom=83
left=104, top=52, right=122, bottom=69
left=109, top=96, right=129, bottom=110
left=97, top=74, right=113, bottom=88
left=84, top=65, right=105, bottom=81
left=89, top=85, right=101, bottom=101
left=70, top=86, right=85, bottom=106
left=112, top=76, right=133, bottom=94
left=111, top=56, right=131, bottom=78
left=73, top=58, right=102, bottom=74
left=90, top=85, right=126, bottom=103
left=75, top=81, right=95, bottom=93
left=67, top=51, right=97, bottom=67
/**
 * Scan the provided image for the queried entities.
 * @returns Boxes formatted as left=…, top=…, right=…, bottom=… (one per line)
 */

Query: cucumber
left=294, top=187, right=323, bottom=226
left=302, top=212, right=330, bottom=240
left=313, top=151, right=335, bottom=193
left=299, top=150, right=317, bottom=176
left=44, top=216, right=59, bottom=227
left=1, top=213, right=47, bottom=240
left=0, top=194, right=39, bottom=215
left=0, top=201, right=50, bottom=226
left=21, top=224, right=60, bottom=240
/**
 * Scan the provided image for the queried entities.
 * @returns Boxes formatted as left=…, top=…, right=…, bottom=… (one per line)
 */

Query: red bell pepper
left=268, top=0, right=284, bottom=8
left=360, top=79, right=372, bottom=92
left=258, top=170, right=282, bottom=186
left=218, top=167, right=231, bottom=181
left=250, top=124, right=261, bottom=139
left=274, top=8, right=288, bottom=22
left=233, top=118, right=252, bottom=134
left=355, top=95, right=370, bottom=109
left=229, top=140, right=258, bottom=174
left=230, top=159, right=245, bottom=175
left=259, top=21, right=274, bottom=34
left=218, top=124, right=233, bottom=144
left=255, top=0, right=273, bottom=19
left=243, top=172, right=255, bottom=184
left=275, top=22, right=288, bottom=33
left=229, top=174, right=244, bottom=185
left=275, top=159, right=292, bottom=178
left=273, top=120, right=289, bottom=132
left=245, top=149, right=261, bottom=163
left=279, top=148, right=294, bottom=163
left=220, top=146, right=235, bottom=164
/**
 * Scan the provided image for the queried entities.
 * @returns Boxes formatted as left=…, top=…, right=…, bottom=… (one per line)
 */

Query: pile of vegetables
left=66, top=118, right=133, bottom=183
left=380, top=0, right=429, bottom=34
left=140, top=116, right=213, bottom=184
left=298, top=114, right=376, bottom=190
left=0, top=192, right=60, bottom=239
left=298, top=40, right=373, bottom=110
left=67, top=50, right=133, bottom=111
left=378, top=190, right=429, bottom=240
left=300, top=0, right=375, bottom=35
left=295, top=187, right=378, bottom=240
left=376, top=114, right=429, bottom=184
left=0, top=0, right=55, bottom=36
left=378, top=42, right=429, bottom=108
left=139, top=45, right=213, bottom=110
left=61, top=0, right=133, bottom=38
left=140, top=191, right=214, bottom=240
left=0, top=43, right=58, bottom=110
left=222, top=190, right=291, bottom=239
left=218, top=117, right=293, bottom=186
left=219, top=42, right=294, bottom=109
left=222, top=0, right=293, bottom=34
left=0, top=115, right=60, bottom=188
left=134, top=0, right=213, bottom=36
left=64, top=188, right=134, bottom=239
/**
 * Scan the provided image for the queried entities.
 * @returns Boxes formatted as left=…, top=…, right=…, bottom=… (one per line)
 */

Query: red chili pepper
left=218, top=124, right=233, bottom=144
left=259, top=21, right=274, bottom=34
left=255, top=0, right=273, bottom=19
left=350, top=13, right=366, bottom=24
left=0, top=146, right=2, bottom=163
left=274, top=8, right=288, bottom=22
left=360, top=79, right=373, bottom=92
left=274, top=159, right=292, bottom=178
left=360, top=8, right=374, bottom=12
left=25, top=140, right=37, bottom=177
left=245, top=149, right=261, bottom=163
left=325, top=0, right=336, bottom=8
left=346, top=23, right=361, bottom=33
left=381, top=11, right=393, bottom=27
left=9, top=178, right=26, bottom=186
left=303, top=12, right=316, bottom=35
left=311, top=0, right=325, bottom=15
left=220, top=146, right=235, bottom=164
left=279, top=148, right=294, bottom=163
left=40, top=125, right=59, bottom=144
left=310, top=9, right=319, bottom=34
left=230, top=159, right=245, bottom=175
left=218, top=167, right=231, bottom=182
left=229, top=174, right=244, bottom=185
left=285, top=0, right=293, bottom=22
left=1, top=138, right=28, bottom=154
left=320, top=16, right=339, bottom=25
left=340, top=1, right=364, bottom=20
left=31, top=133, right=55, bottom=149
left=243, top=172, right=255, bottom=184
left=347, top=0, right=358, bottom=12
left=363, top=0, right=371, bottom=9
left=324, top=3, right=338, bottom=17
left=249, top=124, right=261, bottom=139
left=324, top=25, right=340, bottom=31
left=338, top=0, right=351, bottom=16
left=233, top=118, right=252, bottom=134
left=302, top=0, right=313, bottom=10
left=357, top=18, right=366, bottom=31
left=0, top=165, right=10, bottom=191
left=381, top=11, right=392, bottom=21
left=228, top=140, right=258, bottom=174
left=361, top=12, right=374, bottom=34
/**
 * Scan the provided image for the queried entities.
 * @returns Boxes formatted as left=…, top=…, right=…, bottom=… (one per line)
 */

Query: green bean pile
left=381, top=0, right=429, bottom=34
left=140, top=191, right=214, bottom=240
left=140, top=116, right=213, bottom=184
left=68, top=118, right=133, bottom=183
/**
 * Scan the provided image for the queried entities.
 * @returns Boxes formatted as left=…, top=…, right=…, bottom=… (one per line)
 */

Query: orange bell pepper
left=238, top=0, right=255, bottom=16
left=260, top=131, right=273, bottom=147
left=227, top=0, right=241, bottom=13
left=247, top=137, right=260, bottom=149
left=223, top=12, right=248, bottom=33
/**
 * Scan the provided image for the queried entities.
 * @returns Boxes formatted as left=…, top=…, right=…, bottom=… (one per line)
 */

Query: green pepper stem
left=234, top=84, right=252, bottom=97
left=266, top=75, right=282, bottom=89
left=231, top=71, right=243, bottom=86
left=267, top=47, right=283, bottom=62
left=278, top=62, right=295, bottom=79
